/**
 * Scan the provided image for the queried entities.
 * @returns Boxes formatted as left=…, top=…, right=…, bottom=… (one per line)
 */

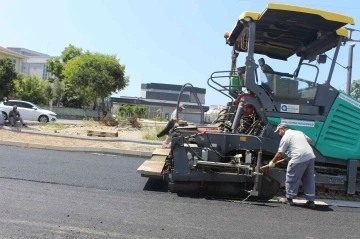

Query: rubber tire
left=2, top=111, right=7, bottom=120
left=38, top=115, right=49, bottom=123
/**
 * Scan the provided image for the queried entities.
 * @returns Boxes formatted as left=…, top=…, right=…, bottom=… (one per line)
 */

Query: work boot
left=305, top=200, right=316, bottom=209
left=279, top=197, right=294, bottom=206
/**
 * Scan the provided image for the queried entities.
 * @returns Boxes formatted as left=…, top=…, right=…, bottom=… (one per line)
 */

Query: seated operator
left=9, top=105, right=25, bottom=127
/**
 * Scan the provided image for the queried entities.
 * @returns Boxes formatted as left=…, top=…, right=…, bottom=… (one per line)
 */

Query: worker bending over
left=159, top=104, right=185, bottom=148
left=269, top=123, right=316, bottom=209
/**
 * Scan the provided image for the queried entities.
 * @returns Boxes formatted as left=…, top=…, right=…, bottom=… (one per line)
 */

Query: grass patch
left=142, top=126, right=166, bottom=141
left=82, top=118, right=98, bottom=127
left=150, top=117, right=168, bottom=122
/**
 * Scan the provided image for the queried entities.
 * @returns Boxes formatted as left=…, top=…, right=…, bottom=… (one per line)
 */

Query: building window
left=42, top=65, right=48, bottom=80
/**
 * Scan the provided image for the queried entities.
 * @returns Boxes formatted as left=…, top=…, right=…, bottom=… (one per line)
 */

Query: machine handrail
left=207, top=70, right=241, bottom=103
left=293, top=63, right=320, bottom=85
left=176, top=83, right=204, bottom=124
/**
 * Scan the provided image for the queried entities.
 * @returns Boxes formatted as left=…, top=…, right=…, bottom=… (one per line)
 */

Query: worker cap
left=274, top=123, right=287, bottom=132
left=13, top=105, right=17, bottom=109
left=179, top=104, right=185, bottom=110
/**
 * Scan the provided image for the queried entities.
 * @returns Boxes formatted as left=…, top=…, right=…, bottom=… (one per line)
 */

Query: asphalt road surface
left=0, top=145, right=360, bottom=239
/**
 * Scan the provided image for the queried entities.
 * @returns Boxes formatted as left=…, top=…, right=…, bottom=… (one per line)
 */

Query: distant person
left=157, top=104, right=185, bottom=148
left=9, top=105, right=25, bottom=127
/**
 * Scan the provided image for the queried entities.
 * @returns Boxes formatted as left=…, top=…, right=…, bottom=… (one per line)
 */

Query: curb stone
left=0, top=140, right=152, bottom=158
left=2, top=127, right=162, bottom=145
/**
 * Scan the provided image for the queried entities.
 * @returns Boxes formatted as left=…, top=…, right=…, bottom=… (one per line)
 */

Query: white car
left=0, top=110, right=4, bottom=127
left=0, top=100, right=57, bottom=123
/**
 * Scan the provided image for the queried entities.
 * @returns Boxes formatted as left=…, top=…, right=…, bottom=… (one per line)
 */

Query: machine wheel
left=168, top=174, right=281, bottom=202
left=254, top=173, right=281, bottom=201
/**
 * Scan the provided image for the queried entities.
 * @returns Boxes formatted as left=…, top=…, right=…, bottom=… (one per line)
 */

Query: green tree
left=61, top=44, right=83, bottom=63
left=52, top=79, right=65, bottom=106
left=46, top=57, right=64, bottom=80
left=339, top=79, right=360, bottom=100
left=63, top=52, right=129, bottom=116
left=134, top=105, right=147, bottom=118
left=46, top=44, right=84, bottom=81
left=44, top=80, right=53, bottom=105
left=46, top=44, right=85, bottom=107
left=350, top=80, right=360, bottom=100
left=118, top=104, right=129, bottom=117
left=0, top=58, right=17, bottom=100
left=14, top=74, right=47, bottom=104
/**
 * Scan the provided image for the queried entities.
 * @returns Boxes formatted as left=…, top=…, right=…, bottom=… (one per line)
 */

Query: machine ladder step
left=137, top=160, right=166, bottom=178
left=152, top=148, right=171, bottom=156
left=137, top=148, right=170, bottom=178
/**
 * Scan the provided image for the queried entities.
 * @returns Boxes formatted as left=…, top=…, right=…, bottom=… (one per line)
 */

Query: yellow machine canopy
left=226, top=3, right=355, bottom=60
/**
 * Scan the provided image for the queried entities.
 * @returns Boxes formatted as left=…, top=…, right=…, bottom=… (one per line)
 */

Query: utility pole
left=346, top=43, right=356, bottom=95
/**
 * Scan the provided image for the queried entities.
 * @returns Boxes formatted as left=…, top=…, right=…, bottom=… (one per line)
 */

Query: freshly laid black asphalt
left=0, top=145, right=359, bottom=238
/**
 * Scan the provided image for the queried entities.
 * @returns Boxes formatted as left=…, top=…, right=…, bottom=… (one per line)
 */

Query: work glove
left=268, top=161, right=275, bottom=168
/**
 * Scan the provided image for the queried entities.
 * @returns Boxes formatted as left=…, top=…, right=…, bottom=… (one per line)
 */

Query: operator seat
left=258, top=58, right=274, bottom=94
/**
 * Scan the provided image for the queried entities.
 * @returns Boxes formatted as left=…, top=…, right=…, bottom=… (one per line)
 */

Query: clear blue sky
left=1, top=0, right=360, bottom=106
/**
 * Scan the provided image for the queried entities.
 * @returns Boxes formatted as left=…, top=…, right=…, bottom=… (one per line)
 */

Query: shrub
left=127, top=115, right=142, bottom=128
left=118, top=104, right=147, bottom=118
left=142, top=126, right=166, bottom=141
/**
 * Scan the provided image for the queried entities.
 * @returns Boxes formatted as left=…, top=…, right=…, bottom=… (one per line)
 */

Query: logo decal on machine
left=280, top=104, right=299, bottom=113
left=281, top=119, right=315, bottom=127
left=339, top=94, right=360, bottom=109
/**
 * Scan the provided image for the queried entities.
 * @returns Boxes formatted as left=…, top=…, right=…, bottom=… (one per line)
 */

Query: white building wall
left=141, top=89, right=205, bottom=104
left=21, top=57, right=55, bottom=80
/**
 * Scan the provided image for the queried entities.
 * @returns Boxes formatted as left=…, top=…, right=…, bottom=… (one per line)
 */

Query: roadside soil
left=29, top=124, right=145, bottom=140
left=0, top=129, right=157, bottom=152
left=23, top=120, right=165, bottom=140
left=0, top=119, right=167, bottom=152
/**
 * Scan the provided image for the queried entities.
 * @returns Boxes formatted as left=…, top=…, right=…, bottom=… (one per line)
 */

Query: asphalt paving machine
left=137, top=3, right=360, bottom=201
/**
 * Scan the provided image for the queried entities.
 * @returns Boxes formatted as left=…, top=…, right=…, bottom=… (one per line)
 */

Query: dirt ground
left=28, top=124, right=145, bottom=140
left=0, top=119, right=167, bottom=152
left=0, top=129, right=158, bottom=152
left=22, top=120, right=165, bottom=141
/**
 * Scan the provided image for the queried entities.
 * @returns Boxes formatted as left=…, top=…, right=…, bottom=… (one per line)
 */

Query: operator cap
left=274, top=123, right=288, bottom=133
left=179, top=103, right=185, bottom=110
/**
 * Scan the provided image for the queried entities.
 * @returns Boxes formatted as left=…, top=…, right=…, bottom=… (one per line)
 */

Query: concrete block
left=101, top=148, right=122, bottom=155
left=0, top=141, right=28, bottom=148
left=0, top=140, right=153, bottom=158
left=45, top=145, right=65, bottom=151
left=73, top=147, right=102, bottom=152
left=118, top=149, right=143, bottom=156
left=140, top=151, right=152, bottom=157
left=28, top=143, right=47, bottom=149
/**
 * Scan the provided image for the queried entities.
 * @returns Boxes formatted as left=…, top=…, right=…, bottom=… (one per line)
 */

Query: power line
left=325, top=54, right=347, bottom=69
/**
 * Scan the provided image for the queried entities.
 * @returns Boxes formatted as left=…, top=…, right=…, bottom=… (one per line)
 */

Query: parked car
left=0, top=100, right=57, bottom=123
left=0, top=109, right=4, bottom=128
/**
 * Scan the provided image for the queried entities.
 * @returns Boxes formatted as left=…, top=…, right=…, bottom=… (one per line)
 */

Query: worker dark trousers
left=285, top=158, right=315, bottom=201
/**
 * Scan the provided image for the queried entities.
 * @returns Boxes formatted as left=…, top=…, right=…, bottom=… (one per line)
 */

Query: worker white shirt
left=278, top=129, right=315, bottom=164
left=171, top=109, right=177, bottom=120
